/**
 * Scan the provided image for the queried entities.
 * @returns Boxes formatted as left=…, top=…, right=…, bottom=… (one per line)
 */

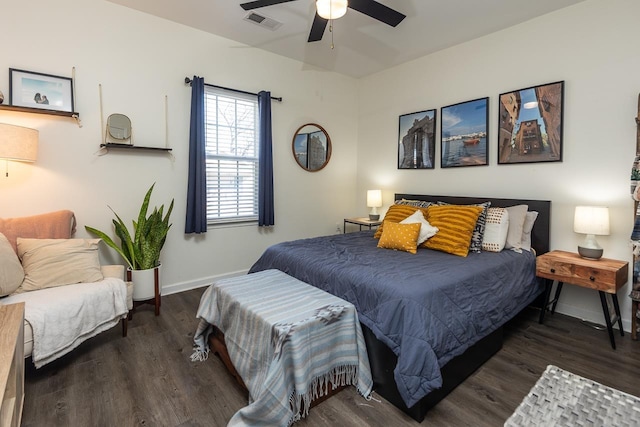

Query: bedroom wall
left=356, top=0, right=640, bottom=330
left=0, top=0, right=358, bottom=292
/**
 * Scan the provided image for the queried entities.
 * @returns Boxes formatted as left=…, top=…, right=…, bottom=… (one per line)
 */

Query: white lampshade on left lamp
left=367, top=189, right=382, bottom=221
left=573, top=206, right=610, bottom=259
left=0, top=123, right=39, bottom=177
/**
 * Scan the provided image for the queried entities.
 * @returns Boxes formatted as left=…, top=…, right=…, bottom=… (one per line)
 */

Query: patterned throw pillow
left=377, top=221, right=421, bottom=254
left=438, top=201, right=490, bottom=253
left=394, top=199, right=432, bottom=208
left=482, top=207, right=509, bottom=252
left=424, top=205, right=483, bottom=257
left=374, top=204, right=426, bottom=238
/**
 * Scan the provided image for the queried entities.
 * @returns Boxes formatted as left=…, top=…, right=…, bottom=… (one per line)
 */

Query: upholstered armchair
left=0, top=210, right=133, bottom=367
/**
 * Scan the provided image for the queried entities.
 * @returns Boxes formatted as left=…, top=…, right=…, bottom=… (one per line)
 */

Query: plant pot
left=129, top=264, right=161, bottom=301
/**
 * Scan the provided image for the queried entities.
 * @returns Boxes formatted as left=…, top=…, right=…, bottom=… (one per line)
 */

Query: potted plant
left=85, top=183, right=174, bottom=301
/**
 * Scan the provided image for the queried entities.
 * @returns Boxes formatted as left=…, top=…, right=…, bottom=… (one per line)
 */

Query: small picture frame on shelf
left=9, top=68, right=74, bottom=113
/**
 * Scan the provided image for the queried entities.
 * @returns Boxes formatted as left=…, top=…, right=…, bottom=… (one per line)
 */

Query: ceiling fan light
left=316, top=0, right=348, bottom=20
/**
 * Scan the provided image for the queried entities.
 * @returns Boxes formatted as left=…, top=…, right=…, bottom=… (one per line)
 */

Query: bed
left=249, top=194, right=551, bottom=422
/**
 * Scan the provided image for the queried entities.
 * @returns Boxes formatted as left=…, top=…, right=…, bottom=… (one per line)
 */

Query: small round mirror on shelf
left=292, top=123, right=331, bottom=172
left=106, top=113, right=132, bottom=143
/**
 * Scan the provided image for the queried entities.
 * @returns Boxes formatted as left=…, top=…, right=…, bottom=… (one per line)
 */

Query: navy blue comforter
left=249, top=231, right=542, bottom=407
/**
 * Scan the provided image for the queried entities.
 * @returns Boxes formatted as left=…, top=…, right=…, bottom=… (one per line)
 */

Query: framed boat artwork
left=398, top=109, right=436, bottom=169
left=498, top=81, right=564, bottom=164
left=440, top=97, right=489, bottom=168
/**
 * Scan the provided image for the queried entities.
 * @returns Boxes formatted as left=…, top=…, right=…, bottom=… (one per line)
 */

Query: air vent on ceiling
left=243, top=12, right=283, bottom=31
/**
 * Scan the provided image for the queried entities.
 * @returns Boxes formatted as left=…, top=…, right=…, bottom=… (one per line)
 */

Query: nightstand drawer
left=536, top=250, right=628, bottom=293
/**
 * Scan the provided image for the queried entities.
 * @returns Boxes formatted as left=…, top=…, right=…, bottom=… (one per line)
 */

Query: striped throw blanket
left=192, top=269, right=373, bottom=426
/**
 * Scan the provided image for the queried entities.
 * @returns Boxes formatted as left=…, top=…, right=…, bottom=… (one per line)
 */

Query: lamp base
left=578, top=245, right=603, bottom=260
left=369, top=214, right=380, bottom=221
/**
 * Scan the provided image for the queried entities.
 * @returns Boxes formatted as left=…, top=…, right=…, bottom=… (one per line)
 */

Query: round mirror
left=106, top=113, right=132, bottom=141
left=292, top=123, right=332, bottom=171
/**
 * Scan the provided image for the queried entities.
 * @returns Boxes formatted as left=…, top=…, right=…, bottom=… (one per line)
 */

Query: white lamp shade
left=316, top=0, right=348, bottom=20
left=0, top=123, right=38, bottom=162
left=367, top=189, right=382, bottom=208
left=573, top=206, right=610, bottom=236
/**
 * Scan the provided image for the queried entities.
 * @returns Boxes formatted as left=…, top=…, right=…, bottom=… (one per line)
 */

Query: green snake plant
left=85, top=183, right=174, bottom=270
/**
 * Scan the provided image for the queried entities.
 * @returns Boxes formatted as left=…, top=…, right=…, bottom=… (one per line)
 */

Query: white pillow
left=482, top=208, right=509, bottom=252
left=521, top=211, right=539, bottom=252
left=504, top=205, right=529, bottom=253
left=0, top=232, right=24, bottom=296
left=400, top=209, right=439, bottom=245
left=17, top=238, right=103, bottom=292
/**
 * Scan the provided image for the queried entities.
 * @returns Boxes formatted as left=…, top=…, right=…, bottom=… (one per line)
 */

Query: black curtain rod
left=184, top=77, right=282, bottom=102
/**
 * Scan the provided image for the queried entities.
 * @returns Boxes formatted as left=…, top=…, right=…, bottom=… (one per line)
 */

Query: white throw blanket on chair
left=1, top=278, right=128, bottom=367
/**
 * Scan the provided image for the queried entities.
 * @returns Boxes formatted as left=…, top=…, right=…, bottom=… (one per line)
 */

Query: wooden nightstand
left=536, top=250, right=629, bottom=349
left=343, top=217, right=382, bottom=233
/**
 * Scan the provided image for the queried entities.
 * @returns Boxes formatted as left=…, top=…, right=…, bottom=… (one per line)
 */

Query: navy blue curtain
left=258, top=91, right=275, bottom=226
left=185, top=76, right=207, bottom=234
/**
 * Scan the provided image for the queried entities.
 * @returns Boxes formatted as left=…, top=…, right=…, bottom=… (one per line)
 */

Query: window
left=204, top=87, right=259, bottom=224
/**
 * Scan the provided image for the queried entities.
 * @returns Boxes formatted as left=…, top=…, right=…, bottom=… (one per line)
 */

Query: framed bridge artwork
left=398, top=109, right=436, bottom=169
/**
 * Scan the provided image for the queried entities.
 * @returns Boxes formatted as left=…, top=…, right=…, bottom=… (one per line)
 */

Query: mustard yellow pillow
left=423, top=205, right=483, bottom=256
left=377, top=221, right=421, bottom=254
left=374, top=204, right=426, bottom=238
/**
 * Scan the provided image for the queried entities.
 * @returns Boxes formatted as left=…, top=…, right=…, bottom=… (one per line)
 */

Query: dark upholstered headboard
left=395, top=194, right=551, bottom=255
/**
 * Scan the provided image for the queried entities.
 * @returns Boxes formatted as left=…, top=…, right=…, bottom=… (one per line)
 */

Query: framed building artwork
left=9, top=68, right=74, bottom=113
left=440, top=97, right=489, bottom=168
left=398, top=109, right=436, bottom=169
left=498, top=81, right=564, bottom=164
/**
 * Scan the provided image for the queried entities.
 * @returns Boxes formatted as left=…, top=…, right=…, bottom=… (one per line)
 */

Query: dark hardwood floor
left=21, top=287, right=640, bottom=426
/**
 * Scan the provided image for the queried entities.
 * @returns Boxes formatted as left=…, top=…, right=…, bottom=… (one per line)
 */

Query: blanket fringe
left=190, top=348, right=209, bottom=362
left=287, top=364, right=369, bottom=426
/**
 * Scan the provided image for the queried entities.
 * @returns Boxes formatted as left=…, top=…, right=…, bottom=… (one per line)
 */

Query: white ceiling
left=108, top=0, right=586, bottom=78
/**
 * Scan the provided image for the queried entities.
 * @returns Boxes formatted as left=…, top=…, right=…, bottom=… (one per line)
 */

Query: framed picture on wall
left=398, top=109, right=436, bottom=169
left=440, top=97, right=489, bottom=168
left=497, top=81, right=564, bottom=164
left=9, top=68, right=74, bottom=112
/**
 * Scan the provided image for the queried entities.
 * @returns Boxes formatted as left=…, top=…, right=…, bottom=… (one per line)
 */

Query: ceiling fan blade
left=308, top=13, right=328, bottom=42
left=240, top=0, right=297, bottom=11
left=347, top=0, right=406, bottom=27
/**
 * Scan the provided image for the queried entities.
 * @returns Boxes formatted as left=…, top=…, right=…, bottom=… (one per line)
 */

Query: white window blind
left=205, top=86, right=259, bottom=224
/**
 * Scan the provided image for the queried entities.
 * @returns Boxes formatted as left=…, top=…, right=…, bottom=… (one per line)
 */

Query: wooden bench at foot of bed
left=208, top=325, right=347, bottom=409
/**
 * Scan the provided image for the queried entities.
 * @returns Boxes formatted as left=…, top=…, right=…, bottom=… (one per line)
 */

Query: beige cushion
left=482, top=208, right=509, bottom=252
left=504, top=205, right=529, bottom=253
left=521, top=211, right=539, bottom=252
left=17, top=238, right=103, bottom=292
left=0, top=232, right=24, bottom=296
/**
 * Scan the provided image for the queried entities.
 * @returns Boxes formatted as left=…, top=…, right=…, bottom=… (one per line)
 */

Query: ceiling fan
left=240, top=0, right=406, bottom=42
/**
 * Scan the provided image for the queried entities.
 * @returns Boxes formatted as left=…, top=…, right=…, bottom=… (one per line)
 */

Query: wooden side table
left=343, top=217, right=382, bottom=233
left=536, top=250, right=629, bottom=349
left=0, top=303, right=25, bottom=427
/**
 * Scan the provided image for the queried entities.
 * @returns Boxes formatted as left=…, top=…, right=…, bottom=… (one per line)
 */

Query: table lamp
left=367, top=189, right=382, bottom=221
left=0, top=123, right=39, bottom=177
left=573, top=206, right=610, bottom=259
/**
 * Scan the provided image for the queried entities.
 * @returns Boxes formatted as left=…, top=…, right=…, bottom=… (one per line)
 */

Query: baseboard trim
left=161, top=269, right=249, bottom=296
